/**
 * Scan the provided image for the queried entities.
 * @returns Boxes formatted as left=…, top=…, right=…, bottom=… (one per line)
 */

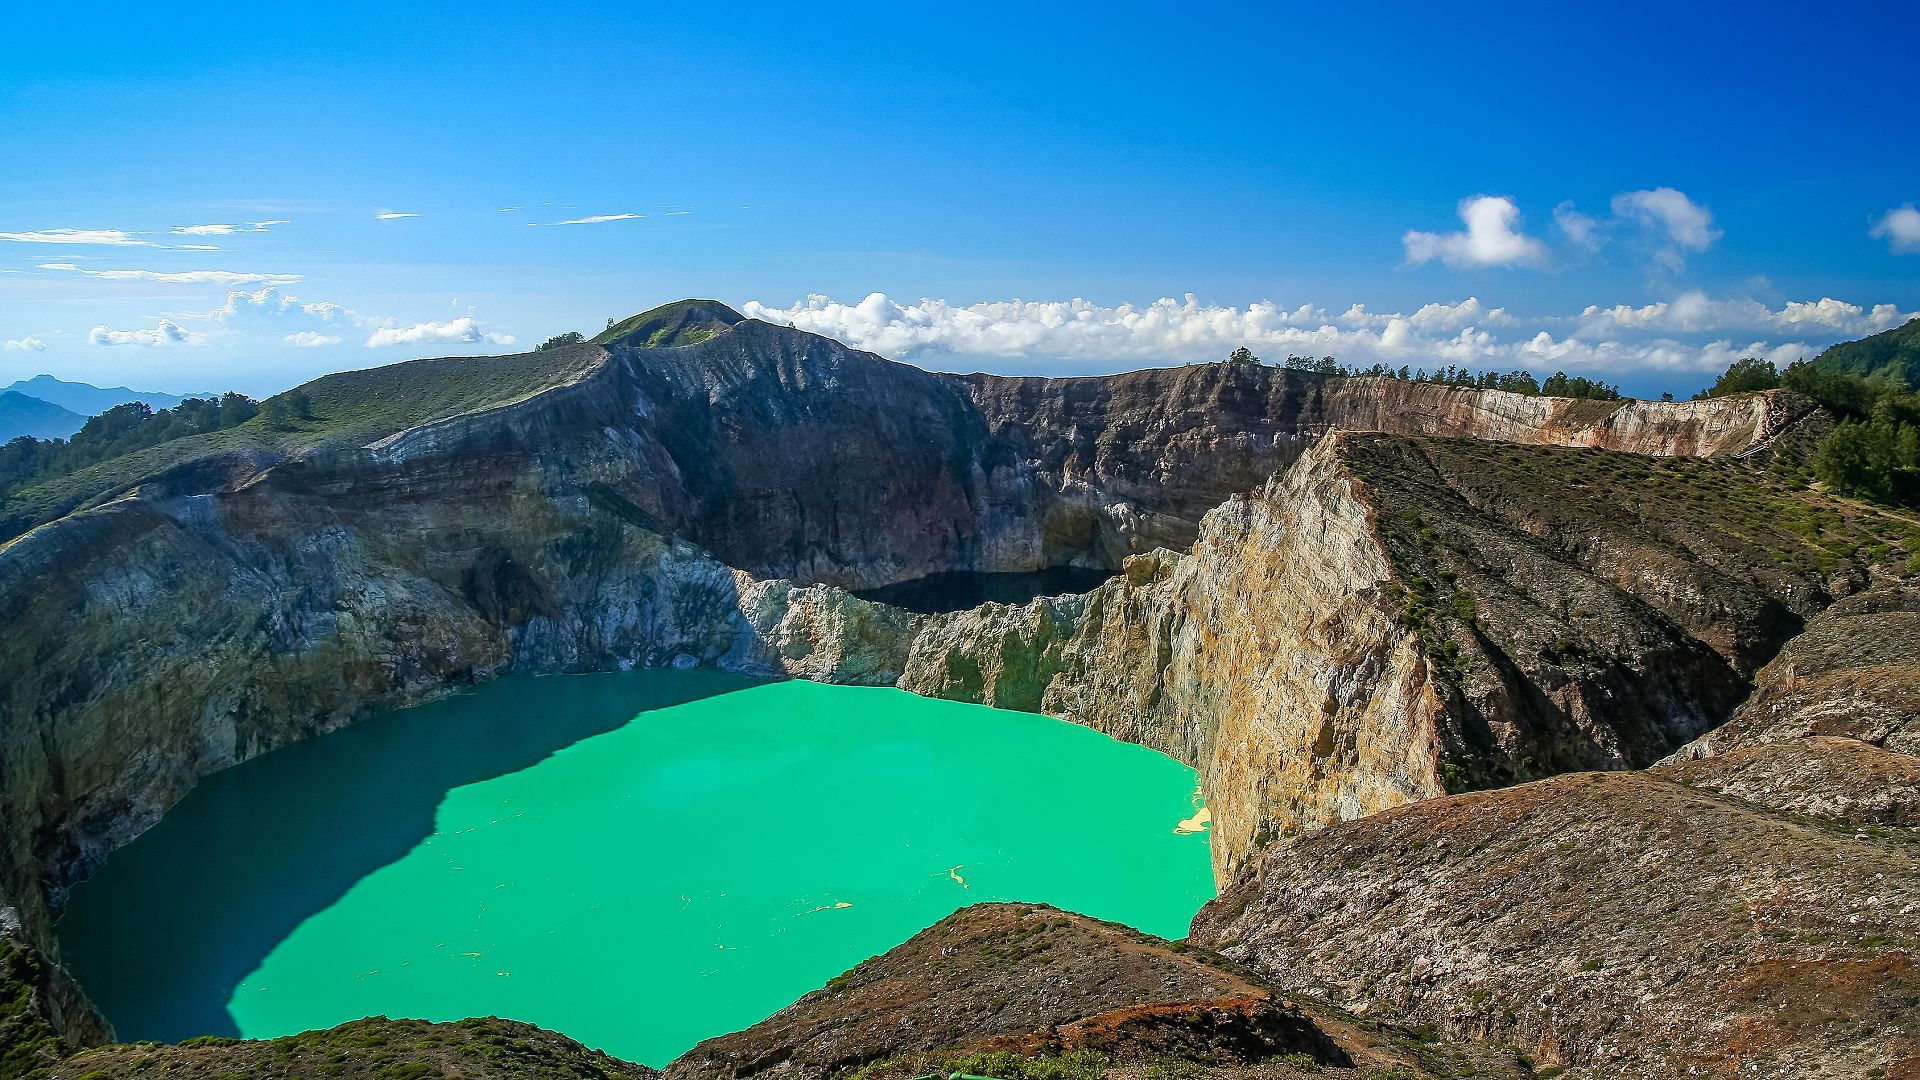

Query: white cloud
left=89, top=320, right=205, bottom=348
left=198, top=286, right=347, bottom=326
left=1609, top=188, right=1721, bottom=272
left=0, top=228, right=161, bottom=247
left=1576, top=291, right=1915, bottom=337
left=537, top=213, right=642, bottom=226
left=4, top=336, right=47, bottom=352
left=171, top=220, right=287, bottom=236
left=375, top=212, right=419, bottom=220
left=743, top=291, right=1855, bottom=380
left=39, top=263, right=301, bottom=286
left=178, top=288, right=519, bottom=354
left=364, top=316, right=515, bottom=348
left=1872, top=205, right=1920, bottom=254
left=1336, top=297, right=1516, bottom=330
left=1402, top=196, right=1549, bottom=269
left=1553, top=201, right=1602, bottom=250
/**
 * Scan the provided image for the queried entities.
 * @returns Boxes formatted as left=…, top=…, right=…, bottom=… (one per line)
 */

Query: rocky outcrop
left=667, top=904, right=1529, bottom=1080
left=0, top=930, right=108, bottom=1079
left=1657, top=583, right=1920, bottom=827
left=45, top=1016, right=651, bottom=1079
left=1189, top=738, right=1920, bottom=1079
left=895, top=432, right=1911, bottom=882
left=1671, top=584, right=1920, bottom=758
left=0, top=303, right=1863, bottom=1069
left=959, top=367, right=1798, bottom=557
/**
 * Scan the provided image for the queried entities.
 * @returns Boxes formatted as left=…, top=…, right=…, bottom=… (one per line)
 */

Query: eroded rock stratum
left=2, top=304, right=1911, bottom=1079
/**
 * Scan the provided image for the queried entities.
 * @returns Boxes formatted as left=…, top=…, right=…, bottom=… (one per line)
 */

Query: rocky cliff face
left=957, top=366, right=1796, bottom=557
left=0, top=304, right=1846, bottom=1068
left=890, top=431, right=1912, bottom=882
left=43, top=1016, right=651, bottom=1080
left=1189, top=737, right=1920, bottom=1079
left=667, top=904, right=1528, bottom=1080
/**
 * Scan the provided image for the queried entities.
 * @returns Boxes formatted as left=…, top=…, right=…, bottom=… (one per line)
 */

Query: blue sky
left=3, top=0, right=1917, bottom=399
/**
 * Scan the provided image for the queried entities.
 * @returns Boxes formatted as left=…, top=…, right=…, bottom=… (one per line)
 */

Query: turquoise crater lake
left=59, top=671, right=1215, bottom=1067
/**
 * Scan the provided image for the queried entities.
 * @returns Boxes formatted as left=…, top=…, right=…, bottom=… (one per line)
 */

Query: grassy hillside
left=0, top=343, right=601, bottom=541
left=1812, top=316, right=1920, bottom=387
left=592, top=298, right=743, bottom=349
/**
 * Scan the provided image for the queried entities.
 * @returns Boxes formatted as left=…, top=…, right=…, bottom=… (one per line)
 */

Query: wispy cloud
left=1553, top=201, right=1602, bottom=250
left=533, top=213, right=642, bottom=226
left=89, top=319, right=205, bottom=347
left=364, top=316, right=515, bottom=348
left=0, top=228, right=161, bottom=247
left=1402, top=196, right=1549, bottom=269
left=285, top=331, right=341, bottom=347
left=40, top=263, right=301, bottom=286
left=1872, top=205, right=1920, bottom=254
left=171, top=220, right=288, bottom=236
left=3, top=336, right=47, bottom=352
left=375, top=211, right=419, bottom=220
left=1609, top=187, right=1721, bottom=273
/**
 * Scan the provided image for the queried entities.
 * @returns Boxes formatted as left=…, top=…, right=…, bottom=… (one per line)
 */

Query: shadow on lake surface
left=56, top=668, right=765, bottom=1043
left=851, top=566, right=1114, bottom=615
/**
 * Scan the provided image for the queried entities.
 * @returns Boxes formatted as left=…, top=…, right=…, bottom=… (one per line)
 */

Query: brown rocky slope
left=668, top=904, right=1532, bottom=1080
left=1189, top=736, right=1920, bottom=1080
left=0, top=305, right=1791, bottom=954
left=0, top=302, right=1884, bottom=1076
left=892, top=433, right=1920, bottom=882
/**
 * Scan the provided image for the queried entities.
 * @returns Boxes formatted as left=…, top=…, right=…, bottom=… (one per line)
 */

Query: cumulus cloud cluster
left=4, top=336, right=47, bottom=352
left=744, top=291, right=1912, bottom=378
left=1577, top=292, right=1914, bottom=337
left=78, top=286, right=515, bottom=351
left=1874, top=205, right=1920, bottom=254
left=199, top=286, right=347, bottom=326
left=89, top=320, right=204, bottom=348
left=363, top=316, right=515, bottom=348
left=1403, top=188, right=1722, bottom=274
left=1403, top=196, right=1549, bottom=268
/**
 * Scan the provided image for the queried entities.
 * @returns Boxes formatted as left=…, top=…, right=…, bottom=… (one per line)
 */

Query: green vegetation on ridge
left=1809, top=316, right=1920, bottom=388
left=1252, top=349, right=1624, bottom=401
left=591, top=298, right=743, bottom=349
left=0, top=344, right=598, bottom=542
left=1700, top=351, right=1920, bottom=505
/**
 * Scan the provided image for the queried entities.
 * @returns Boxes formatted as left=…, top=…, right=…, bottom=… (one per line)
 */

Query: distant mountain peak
left=0, top=390, right=88, bottom=441
left=591, top=299, right=745, bottom=350
left=2, top=374, right=219, bottom=417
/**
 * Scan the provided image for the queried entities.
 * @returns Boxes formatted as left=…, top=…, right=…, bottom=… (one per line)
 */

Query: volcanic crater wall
left=0, top=317, right=1803, bottom=1050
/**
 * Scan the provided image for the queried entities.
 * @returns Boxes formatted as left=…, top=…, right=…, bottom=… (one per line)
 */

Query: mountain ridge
left=2, top=375, right=219, bottom=417
left=0, top=392, right=87, bottom=442
left=1, top=300, right=1912, bottom=1080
